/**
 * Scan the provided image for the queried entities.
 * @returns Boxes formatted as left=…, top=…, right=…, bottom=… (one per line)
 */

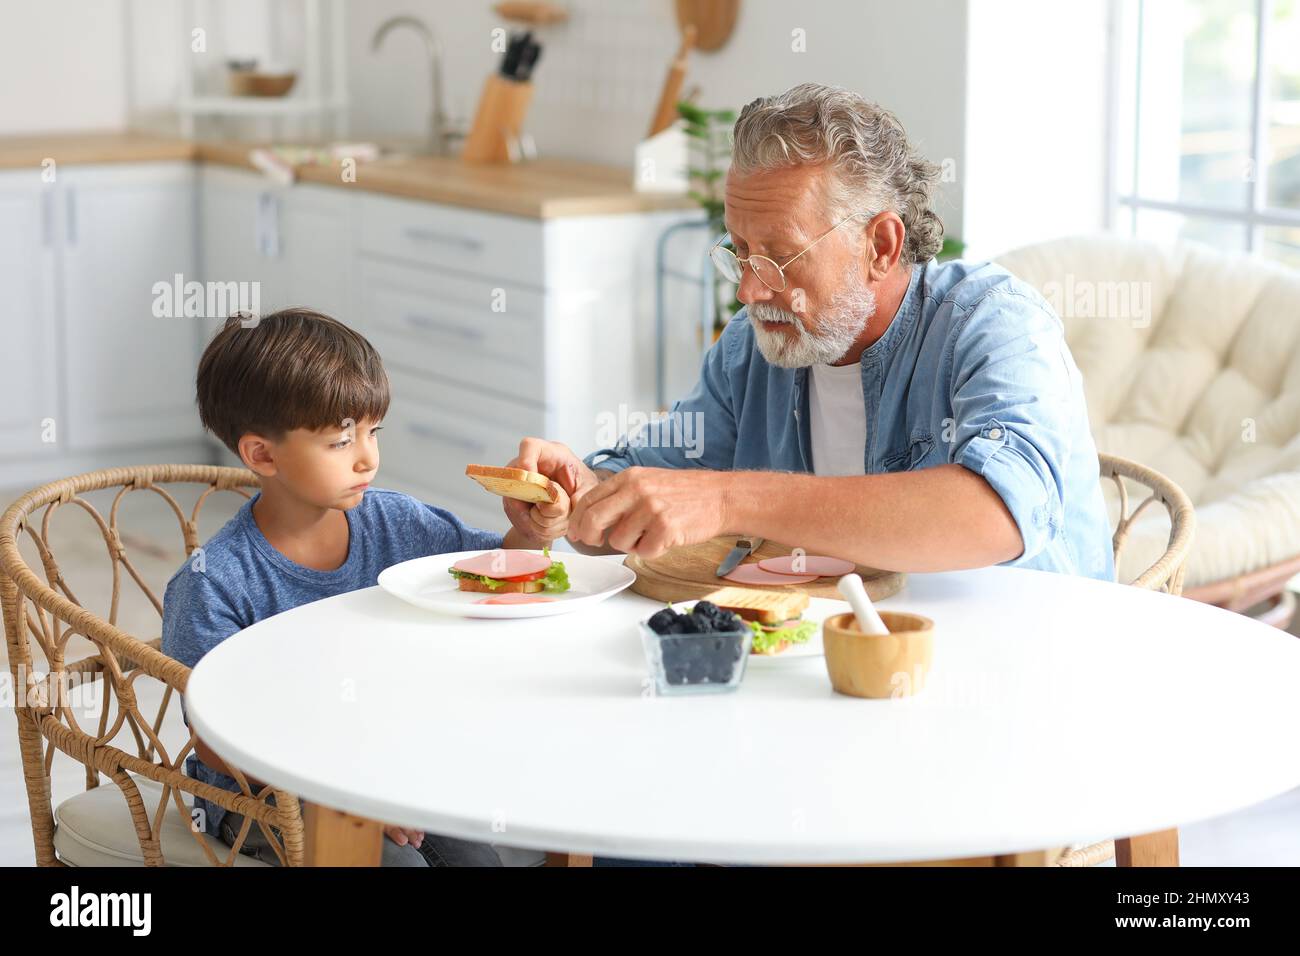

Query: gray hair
left=730, top=83, right=945, bottom=264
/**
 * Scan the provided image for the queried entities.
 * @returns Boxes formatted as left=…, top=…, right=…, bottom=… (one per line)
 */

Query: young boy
left=162, top=308, right=568, bottom=867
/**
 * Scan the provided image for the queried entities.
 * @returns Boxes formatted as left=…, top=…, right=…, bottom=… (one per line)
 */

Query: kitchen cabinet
left=0, top=137, right=698, bottom=506
left=351, top=192, right=697, bottom=527
left=59, top=163, right=199, bottom=450
left=0, top=163, right=207, bottom=486
left=0, top=173, right=60, bottom=461
left=198, top=165, right=352, bottom=323
left=381, top=368, right=546, bottom=530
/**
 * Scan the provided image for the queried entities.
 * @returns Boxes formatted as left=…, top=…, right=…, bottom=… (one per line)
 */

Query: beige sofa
left=996, top=236, right=1300, bottom=620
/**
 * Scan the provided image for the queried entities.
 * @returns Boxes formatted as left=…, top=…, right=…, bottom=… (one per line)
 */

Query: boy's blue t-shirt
left=161, top=487, right=503, bottom=837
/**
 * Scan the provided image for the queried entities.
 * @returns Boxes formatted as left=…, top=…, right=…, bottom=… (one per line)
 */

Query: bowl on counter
left=227, top=70, right=297, bottom=97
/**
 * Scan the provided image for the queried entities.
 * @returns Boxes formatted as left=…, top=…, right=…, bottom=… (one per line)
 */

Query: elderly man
left=507, top=82, right=1114, bottom=581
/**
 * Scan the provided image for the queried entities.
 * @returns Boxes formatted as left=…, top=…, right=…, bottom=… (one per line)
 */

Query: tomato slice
left=499, top=566, right=548, bottom=583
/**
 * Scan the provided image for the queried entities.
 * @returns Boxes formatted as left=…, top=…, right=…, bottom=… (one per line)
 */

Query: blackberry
left=717, top=611, right=745, bottom=632
left=648, top=608, right=680, bottom=635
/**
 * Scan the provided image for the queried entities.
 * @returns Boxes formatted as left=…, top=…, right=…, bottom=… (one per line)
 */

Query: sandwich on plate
left=448, top=547, right=570, bottom=594
left=700, top=586, right=816, bottom=655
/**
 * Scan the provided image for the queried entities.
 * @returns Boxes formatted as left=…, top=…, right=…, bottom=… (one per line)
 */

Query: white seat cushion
left=53, top=772, right=548, bottom=867
left=54, top=773, right=270, bottom=867
left=995, top=237, right=1300, bottom=588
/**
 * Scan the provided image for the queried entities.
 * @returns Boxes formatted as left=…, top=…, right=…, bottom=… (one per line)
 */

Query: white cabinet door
left=278, top=183, right=353, bottom=321
left=199, top=167, right=352, bottom=324
left=380, top=367, right=545, bottom=530
left=357, top=258, right=546, bottom=404
left=60, top=163, right=200, bottom=450
left=198, top=166, right=272, bottom=317
left=0, top=173, right=60, bottom=460
left=359, top=193, right=545, bottom=287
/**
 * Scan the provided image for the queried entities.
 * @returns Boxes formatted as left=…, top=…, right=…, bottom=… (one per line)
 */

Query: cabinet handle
left=402, top=227, right=484, bottom=253
left=258, top=192, right=281, bottom=257
left=65, top=188, right=76, bottom=246
left=253, top=194, right=263, bottom=255
left=41, top=190, right=54, bottom=247
left=404, top=313, right=483, bottom=341
left=406, top=421, right=485, bottom=453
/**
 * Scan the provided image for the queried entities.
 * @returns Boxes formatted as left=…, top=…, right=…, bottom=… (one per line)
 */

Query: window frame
left=1110, top=0, right=1300, bottom=253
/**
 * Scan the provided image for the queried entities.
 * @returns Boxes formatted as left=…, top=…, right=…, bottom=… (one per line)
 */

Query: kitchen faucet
left=371, top=14, right=454, bottom=156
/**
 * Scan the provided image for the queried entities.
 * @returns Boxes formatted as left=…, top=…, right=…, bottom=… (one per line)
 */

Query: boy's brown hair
left=197, top=308, right=390, bottom=455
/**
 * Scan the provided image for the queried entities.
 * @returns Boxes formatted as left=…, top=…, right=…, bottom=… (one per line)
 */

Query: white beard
left=747, top=278, right=877, bottom=368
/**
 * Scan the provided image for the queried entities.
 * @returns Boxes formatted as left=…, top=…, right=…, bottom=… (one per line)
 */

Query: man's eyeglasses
left=710, top=211, right=866, bottom=293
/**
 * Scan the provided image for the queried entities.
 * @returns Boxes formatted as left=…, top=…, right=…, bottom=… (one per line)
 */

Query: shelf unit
left=176, top=0, right=348, bottom=140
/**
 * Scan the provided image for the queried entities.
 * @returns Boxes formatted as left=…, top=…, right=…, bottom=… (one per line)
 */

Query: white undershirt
left=808, top=361, right=867, bottom=476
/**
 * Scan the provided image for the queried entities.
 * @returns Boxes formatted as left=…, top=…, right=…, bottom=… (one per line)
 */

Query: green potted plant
left=679, top=101, right=741, bottom=341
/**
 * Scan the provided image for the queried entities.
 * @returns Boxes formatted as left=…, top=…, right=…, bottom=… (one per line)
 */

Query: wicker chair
left=1052, top=452, right=1197, bottom=866
left=995, top=236, right=1300, bottom=629
left=0, top=464, right=306, bottom=867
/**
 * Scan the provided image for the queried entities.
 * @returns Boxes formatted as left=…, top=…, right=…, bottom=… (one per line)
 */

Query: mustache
left=749, top=303, right=801, bottom=326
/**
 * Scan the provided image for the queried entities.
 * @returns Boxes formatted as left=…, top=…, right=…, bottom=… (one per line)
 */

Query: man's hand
left=501, top=438, right=600, bottom=545
left=569, top=466, right=733, bottom=559
left=383, top=824, right=424, bottom=849
left=501, top=482, right=572, bottom=546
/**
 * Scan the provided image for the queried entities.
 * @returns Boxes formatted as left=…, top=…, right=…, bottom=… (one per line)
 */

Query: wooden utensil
left=647, top=24, right=696, bottom=137
left=624, top=535, right=905, bottom=603
left=493, top=1, right=569, bottom=25
left=674, top=0, right=740, bottom=51
left=462, top=73, right=535, bottom=164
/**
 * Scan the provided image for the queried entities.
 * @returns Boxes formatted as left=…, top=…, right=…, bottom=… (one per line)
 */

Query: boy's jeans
left=218, top=808, right=503, bottom=867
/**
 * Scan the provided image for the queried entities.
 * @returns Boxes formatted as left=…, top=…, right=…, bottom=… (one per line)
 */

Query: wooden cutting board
left=624, top=536, right=905, bottom=603
left=674, top=0, right=740, bottom=51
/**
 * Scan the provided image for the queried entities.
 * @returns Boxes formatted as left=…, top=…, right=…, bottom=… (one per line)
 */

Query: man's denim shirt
left=583, top=257, right=1116, bottom=581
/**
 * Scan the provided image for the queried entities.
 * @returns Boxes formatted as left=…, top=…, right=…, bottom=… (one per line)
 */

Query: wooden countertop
left=0, top=132, right=198, bottom=167
left=0, top=131, right=697, bottom=219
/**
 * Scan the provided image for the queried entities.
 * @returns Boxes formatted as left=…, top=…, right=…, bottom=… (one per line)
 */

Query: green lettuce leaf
left=748, top=618, right=816, bottom=654
left=447, top=568, right=506, bottom=590
left=542, top=559, right=569, bottom=593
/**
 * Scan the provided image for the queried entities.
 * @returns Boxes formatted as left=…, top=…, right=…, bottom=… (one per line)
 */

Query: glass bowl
left=638, top=612, right=753, bottom=695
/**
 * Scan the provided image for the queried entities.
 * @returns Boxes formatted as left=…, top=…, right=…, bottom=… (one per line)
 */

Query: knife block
left=462, top=73, right=535, bottom=164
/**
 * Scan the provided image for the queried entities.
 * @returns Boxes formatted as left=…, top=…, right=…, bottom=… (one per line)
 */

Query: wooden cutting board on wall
left=674, top=0, right=740, bottom=51
left=624, top=536, right=905, bottom=603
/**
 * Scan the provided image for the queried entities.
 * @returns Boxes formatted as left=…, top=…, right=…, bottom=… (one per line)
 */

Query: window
left=1114, top=0, right=1300, bottom=266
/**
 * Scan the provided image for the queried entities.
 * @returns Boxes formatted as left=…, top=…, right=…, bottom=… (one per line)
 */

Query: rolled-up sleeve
left=584, top=317, right=740, bottom=474
left=948, top=293, right=1075, bottom=564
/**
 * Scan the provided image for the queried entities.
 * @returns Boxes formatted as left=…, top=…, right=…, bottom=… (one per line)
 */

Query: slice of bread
left=465, top=464, right=558, bottom=504
left=700, top=586, right=810, bottom=626
left=456, top=576, right=546, bottom=594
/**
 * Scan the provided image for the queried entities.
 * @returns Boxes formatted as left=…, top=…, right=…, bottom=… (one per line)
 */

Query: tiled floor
left=2, top=482, right=1298, bottom=866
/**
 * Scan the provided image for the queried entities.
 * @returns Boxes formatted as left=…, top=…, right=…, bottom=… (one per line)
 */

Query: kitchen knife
left=500, top=31, right=529, bottom=77
left=716, top=536, right=764, bottom=577
left=513, top=38, right=542, bottom=81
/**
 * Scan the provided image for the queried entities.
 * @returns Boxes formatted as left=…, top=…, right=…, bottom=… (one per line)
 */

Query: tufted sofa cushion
left=993, top=236, right=1300, bottom=589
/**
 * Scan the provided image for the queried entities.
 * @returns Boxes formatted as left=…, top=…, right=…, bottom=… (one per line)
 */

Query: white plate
left=378, top=549, right=636, bottom=619
left=667, top=596, right=851, bottom=665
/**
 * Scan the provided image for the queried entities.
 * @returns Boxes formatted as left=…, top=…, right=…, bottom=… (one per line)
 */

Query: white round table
left=185, top=563, right=1300, bottom=864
